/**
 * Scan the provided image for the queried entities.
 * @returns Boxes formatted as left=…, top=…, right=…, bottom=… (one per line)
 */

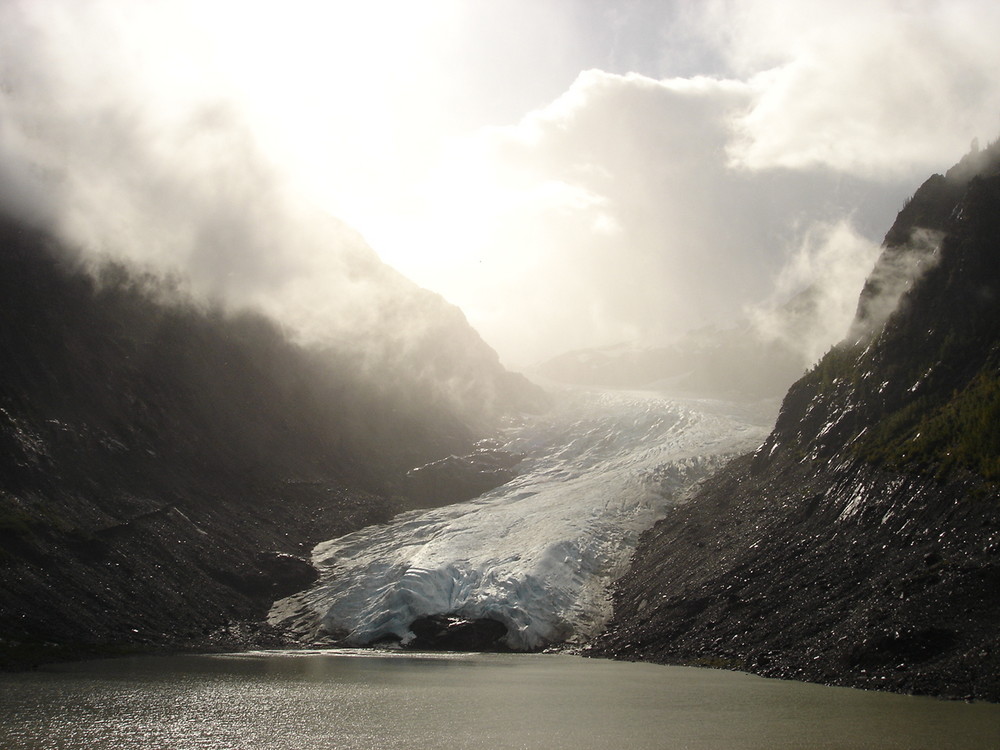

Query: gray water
left=1, top=650, right=997, bottom=749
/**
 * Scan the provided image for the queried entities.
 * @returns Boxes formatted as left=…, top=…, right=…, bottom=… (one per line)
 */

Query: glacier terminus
left=269, top=387, right=775, bottom=651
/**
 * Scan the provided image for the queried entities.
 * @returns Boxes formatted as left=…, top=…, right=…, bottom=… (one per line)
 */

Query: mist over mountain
left=592, top=141, right=1000, bottom=701
left=0, top=210, right=544, bottom=667
left=534, top=221, right=892, bottom=401
left=534, top=286, right=829, bottom=399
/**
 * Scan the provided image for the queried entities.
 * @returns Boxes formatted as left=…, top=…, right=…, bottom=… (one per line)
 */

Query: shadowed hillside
left=0, top=215, right=545, bottom=667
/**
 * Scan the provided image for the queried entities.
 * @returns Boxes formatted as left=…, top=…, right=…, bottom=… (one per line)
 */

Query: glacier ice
left=269, top=387, right=774, bottom=650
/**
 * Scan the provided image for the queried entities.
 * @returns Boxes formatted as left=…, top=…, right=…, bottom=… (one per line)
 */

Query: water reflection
left=1, top=651, right=997, bottom=750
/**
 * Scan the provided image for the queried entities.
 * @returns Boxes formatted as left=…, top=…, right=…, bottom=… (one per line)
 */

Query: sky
left=1, top=0, right=998, bottom=367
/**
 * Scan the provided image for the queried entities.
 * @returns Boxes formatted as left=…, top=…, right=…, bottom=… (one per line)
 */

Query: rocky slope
left=0, top=214, right=543, bottom=668
left=591, top=142, right=1000, bottom=701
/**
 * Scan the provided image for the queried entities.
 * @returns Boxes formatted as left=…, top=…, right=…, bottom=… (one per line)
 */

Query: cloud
left=0, top=0, right=994, bottom=371
left=0, top=1, right=467, bottom=362
left=748, top=221, right=882, bottom=365
left=846, top=227, right=944, bottom=344
left=394, top=72, right=748, bottom=361
left=394, top=2, right=1000, bottom=365
left=698, top=0, right=1000, bottom=175
left=402, top=69, right=915, bottom=365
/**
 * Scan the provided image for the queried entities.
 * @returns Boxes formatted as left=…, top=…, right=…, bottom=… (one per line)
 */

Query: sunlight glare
left=186, top=0, right=462, bottom=234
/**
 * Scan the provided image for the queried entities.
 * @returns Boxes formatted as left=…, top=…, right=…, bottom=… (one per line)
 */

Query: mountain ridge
left=0, top=212, right=544, bottom=667
left=591, top=140, right=1000, bottom=701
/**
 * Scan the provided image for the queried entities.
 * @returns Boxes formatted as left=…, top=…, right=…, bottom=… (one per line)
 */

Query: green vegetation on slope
left=861, top=355, right=1000, bottom=481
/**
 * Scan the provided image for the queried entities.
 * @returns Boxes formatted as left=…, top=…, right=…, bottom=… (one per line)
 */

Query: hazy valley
left=1, top=140, right=998, bottom=712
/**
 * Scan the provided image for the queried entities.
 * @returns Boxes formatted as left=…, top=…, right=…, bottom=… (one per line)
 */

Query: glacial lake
left=1, top=650, right=997, bottom=749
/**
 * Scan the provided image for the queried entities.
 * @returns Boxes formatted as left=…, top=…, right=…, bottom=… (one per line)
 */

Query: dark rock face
left=0, top=215, right=541, bottom=668
left=593, top=455, right=1000, bottom=699
left=592, top=141, right=1000, bottom=702
left=210, top=552, right=320, bottom=600
left=407, top=614, right=510, bottom=651
left=400, top=443, right=524, bottom=509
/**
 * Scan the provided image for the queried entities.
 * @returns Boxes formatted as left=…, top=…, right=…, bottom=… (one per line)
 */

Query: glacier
left=269, top=387, right=775, bottom=650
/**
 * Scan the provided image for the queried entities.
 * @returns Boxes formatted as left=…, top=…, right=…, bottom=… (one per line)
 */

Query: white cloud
left=0, top=1, right=464, bottom=356
left=702, top=0, right=1000, bottom=175
left=387, top=68, right=915, bottom=365
left=1, top=0, right=995, bottom=369
left=381, top=71, right=758, bottom=363
left=748, top=221, right=882, bottom=365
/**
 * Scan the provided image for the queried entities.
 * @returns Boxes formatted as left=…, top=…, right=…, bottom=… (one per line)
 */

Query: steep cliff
left=592, top=142, right=1000, bottom=701
left=0, top=214, right=543, bottom=667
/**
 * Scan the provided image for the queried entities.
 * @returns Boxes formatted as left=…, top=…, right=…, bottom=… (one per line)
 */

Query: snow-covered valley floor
left=269, top=387, right=777, bottom=650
